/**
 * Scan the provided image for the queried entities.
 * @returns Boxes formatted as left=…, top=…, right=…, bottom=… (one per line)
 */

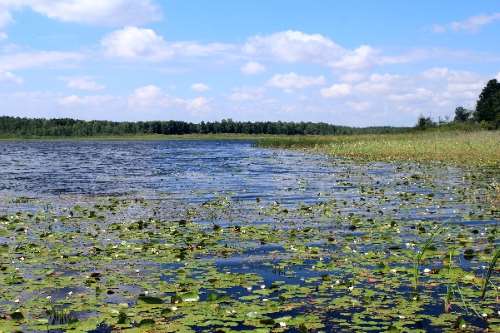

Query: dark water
left=0, top=140, right=339, bottom=199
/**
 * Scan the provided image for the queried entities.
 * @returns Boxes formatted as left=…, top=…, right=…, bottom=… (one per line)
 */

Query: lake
left=0, top=140, right=497, bottom=332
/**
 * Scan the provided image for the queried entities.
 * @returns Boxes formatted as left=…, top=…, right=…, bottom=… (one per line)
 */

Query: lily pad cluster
left=0, top=160, right=498, bottom=333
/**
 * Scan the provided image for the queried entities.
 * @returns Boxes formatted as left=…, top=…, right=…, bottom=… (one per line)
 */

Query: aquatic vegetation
left=412, top=227, right=441, bottom=292
left=0, top=140, right=498, bottom=332
left=481, top=249, right=499, bottom=300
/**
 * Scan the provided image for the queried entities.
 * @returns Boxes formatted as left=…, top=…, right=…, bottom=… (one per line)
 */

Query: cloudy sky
left=0, top=1, right=499, bottom=126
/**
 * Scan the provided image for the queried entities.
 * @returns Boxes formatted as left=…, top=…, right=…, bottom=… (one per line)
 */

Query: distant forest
left=0, top=117, right=408, bottom=137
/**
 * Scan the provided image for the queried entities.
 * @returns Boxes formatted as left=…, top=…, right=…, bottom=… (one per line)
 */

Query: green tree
left=454, top=106, right=472, bottom=122
left=416, top=116, right=435, bottom=130
left=474, top=79, right=500, bottom=124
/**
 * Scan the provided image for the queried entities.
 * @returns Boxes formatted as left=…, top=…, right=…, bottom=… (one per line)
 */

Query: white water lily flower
left=246, top=311, right=258, bottom=318
left=260, top=284, right=266, bottom=289
left=348, top=286, right=354, bottom=291
left=170, top=306, right=178, bottom=311
left=279, top=322, right=287, bottom=327
left=246, top=286, right=253, bottom=292
left=424, top=268, right=431, bottom=274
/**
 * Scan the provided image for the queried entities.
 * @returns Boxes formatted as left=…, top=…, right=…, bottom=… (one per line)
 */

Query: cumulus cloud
left=186, top=96, right=209, bottom=111
left=58, top=94, right=115, bottom=107
left=267, top=72, right=325, bottom=91
left=320, top=83, right=352, bottom=98
left=101, top=26, right=232, bottom=61
left=101, top=26, right=172, bottom=61
left=0, top=0, right=161, bottom=27
left=242, top=31, right=433, bottom=72
left=243, top=30, right=343, bottom=63
left=128, top=85, right=210, bottom=111
left=241, top=61, right=266, bottom=75
left=433, top=13, right=500, bottom=33
left=191, top=83, right=209, bottom=92
left=64, top=76, right=105, bottom=91
left=330, top=45, right=379, bottom=71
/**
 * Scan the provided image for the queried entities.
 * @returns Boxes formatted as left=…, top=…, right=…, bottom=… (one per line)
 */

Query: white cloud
left=0, top=31, right=7, bottom=40
left=102, top=26, right=232, bottom=61
left=267, top=72, right=325, bottom=91
left=128, top=84, right=167, bottom=107
left=0, top=6, right=12, bottom=28
left=346, top=101, right=371, bottom=111
left=0, top=70, right=22, bottom=84
left=339, top=72, right=365, bottom=83
left=128, top=85, right=210, bottom=111
left=58, top=94, right=116, bottom=107
left=191, top=83, right=209, bottom=93
left=330, top=45, right=379, bottom=71
left=228, top=87, right=265, bottom=102
left=355, top=73, right=402, bottom=95
left=387, top=88, right=433, bottom=102
left=0, top=0, right=161, bottom=27
left=495, top=72, right=500, bottom=81
left=433, top=13, right=500, bottom=33
left=0, top=51, right=83, bottom=71
left=186, top=96, right=209, bottom=111
left=243, top=30, right=343, bottom=63
left=241, top=31, right=439, bottom=72
left=64, top=76, right=105, bottom=91
left=101, top=26, right=172, bottom=61
left=241, top=61, right=266, bottom=75
left=320, top=83, right=352, bottom=98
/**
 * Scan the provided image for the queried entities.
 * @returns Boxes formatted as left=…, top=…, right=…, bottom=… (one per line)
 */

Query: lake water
left=0, top=140, right=482, bottom=217
left=0, top=140, right=497, bottom=332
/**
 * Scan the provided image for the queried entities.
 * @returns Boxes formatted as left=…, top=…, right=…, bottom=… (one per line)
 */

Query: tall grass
left=257, top=130, right=500, bottom=166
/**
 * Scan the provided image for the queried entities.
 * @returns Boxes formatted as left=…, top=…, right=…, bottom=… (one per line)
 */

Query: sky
left=0, top=1, right=499, bottom=126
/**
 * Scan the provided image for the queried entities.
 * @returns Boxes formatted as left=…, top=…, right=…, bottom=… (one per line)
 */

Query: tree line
left=0, top=117, right=408, bottom=137
left=2, top=78, right=498, bottom=137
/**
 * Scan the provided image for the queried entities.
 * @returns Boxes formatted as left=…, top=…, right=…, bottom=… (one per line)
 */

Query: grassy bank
left=257, top=130, right=500, bottom=167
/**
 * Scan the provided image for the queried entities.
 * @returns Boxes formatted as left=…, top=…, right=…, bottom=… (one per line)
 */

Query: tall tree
left=474, top=79, right=500, bottom=123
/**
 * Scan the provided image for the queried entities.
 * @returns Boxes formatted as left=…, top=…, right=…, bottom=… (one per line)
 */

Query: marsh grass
left=413, top=228, right=441, bottom=292
left=481, top=248, right=499, bottom=300
left=257, top=130, right=500, bottom=166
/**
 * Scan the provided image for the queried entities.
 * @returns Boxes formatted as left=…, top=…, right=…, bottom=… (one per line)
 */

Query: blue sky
left=0, top=1, right=499, bottom=126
